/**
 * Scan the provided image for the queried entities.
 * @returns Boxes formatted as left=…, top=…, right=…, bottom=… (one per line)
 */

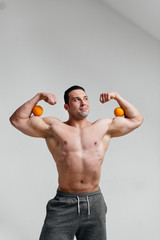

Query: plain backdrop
left=0, top=0, right=160, bottom=239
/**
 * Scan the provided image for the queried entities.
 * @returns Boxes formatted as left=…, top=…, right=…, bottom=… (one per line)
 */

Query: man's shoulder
left=92, top=118, right=112, bottom=126
left=43, top=116, right=62, bottom=126
left=89, top=118, right=113, bottom=135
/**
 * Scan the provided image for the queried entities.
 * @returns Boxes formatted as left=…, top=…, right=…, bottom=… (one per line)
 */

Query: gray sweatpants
left=39, top=188, right=107, bottom=240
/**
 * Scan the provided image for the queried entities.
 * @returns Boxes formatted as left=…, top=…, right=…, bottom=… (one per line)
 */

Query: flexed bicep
left=11, top=116, right=52, bottom=138
left=10, top=92, right=58, bottom=138
left=99, top=91, right=143, bottom=137
left=107, top=117, right=141, bottom=138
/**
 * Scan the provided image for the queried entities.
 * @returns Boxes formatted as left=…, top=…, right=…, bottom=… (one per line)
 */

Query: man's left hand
left=99, top=92, right=118, bottom=103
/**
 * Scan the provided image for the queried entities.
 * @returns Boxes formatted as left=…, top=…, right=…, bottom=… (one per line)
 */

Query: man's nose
left=80, top=100, right=85, bottom=105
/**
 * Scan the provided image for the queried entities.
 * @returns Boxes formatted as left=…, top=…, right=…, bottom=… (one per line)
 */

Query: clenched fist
left=40, top=92, right=57, bottom=105
left=99, top=92, right=118, bottom=103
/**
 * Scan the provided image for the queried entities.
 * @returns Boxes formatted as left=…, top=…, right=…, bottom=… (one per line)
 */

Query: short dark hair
left=64, top=85, right=85, bottom=105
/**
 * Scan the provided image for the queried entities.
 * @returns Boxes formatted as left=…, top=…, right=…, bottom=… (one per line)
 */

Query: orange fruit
left=32, top=105, right=43, bottom=116
left=114, top=107, right=124, bottom=117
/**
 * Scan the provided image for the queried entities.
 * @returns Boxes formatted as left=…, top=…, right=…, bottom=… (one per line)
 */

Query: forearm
left=10, top=93, right=43, bottom=121
left=115, top=93, right=143, bottom=122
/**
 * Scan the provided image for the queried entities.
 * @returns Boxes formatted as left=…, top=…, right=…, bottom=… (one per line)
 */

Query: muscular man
left=10, top=86, right=143, bottom=240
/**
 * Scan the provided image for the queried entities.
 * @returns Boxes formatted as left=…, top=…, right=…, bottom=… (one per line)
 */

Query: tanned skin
left=10, top=90, right=143, bottom=193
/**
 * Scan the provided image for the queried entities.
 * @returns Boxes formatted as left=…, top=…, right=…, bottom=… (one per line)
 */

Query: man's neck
left=65, top=118, right=91, bottom=128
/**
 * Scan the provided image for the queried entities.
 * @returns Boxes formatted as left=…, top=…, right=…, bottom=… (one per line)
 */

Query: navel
left=64, top=141, right=67, bottom=145
left=80, top=180, right=84, bottom=183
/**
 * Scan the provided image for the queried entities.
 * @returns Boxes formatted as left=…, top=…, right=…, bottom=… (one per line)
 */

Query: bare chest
left=62, top=132, right=101, bottom=151
left=46, top=126, right=110, bottom=164
left=45, top=120, right=111, bottom=192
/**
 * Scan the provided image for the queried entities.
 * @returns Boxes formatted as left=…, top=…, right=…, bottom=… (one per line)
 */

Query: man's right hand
left=40, top=92, right=57, bottom=105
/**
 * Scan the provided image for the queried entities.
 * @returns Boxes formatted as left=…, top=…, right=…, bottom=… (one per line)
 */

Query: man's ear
left=64, top=104, right=69, bottom=111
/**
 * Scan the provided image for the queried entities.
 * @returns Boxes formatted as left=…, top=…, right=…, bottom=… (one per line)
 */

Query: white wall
left=0, top=0, right=160, bottom=239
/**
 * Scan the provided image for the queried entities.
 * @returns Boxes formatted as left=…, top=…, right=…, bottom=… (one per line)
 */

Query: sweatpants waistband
left=56, top=188, right=101, bottom=198
left=56, top=188, right=101, bottom=216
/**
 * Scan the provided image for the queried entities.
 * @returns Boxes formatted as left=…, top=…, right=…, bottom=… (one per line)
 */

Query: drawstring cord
left=77, top=196, right=80, bottom=215
left=76, top=196, right=90, bottom=216
left=86, top=196, right=90, bottom=216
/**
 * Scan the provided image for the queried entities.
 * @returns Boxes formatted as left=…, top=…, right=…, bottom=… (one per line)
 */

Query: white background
left=0, top=0, right=160, bottom=239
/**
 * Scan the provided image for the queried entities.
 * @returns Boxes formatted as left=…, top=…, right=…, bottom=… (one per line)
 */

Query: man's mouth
left=79, top=107, right=88, bottom=111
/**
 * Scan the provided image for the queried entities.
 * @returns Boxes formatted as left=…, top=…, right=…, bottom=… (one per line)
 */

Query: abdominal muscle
left=45, top=121, right=110, bottom=194
left=55, top=151, right=103, bottom=193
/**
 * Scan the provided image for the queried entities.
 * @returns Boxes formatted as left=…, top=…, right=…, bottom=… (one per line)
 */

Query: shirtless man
left=10, top=85, right=143, bottom=240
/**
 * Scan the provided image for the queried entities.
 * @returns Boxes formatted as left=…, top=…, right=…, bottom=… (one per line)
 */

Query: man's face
left=65, top=89, right=90, bottom=119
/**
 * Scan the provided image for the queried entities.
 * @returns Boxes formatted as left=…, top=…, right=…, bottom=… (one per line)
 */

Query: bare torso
left=45, top=118, right=111, bottom=193
left=10, top=91, right=143, bottom=194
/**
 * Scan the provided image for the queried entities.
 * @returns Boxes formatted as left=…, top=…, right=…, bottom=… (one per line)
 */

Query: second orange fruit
left=32, top=105, right=43, bottom=116
left=114, top=107, right=124, bottom=117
